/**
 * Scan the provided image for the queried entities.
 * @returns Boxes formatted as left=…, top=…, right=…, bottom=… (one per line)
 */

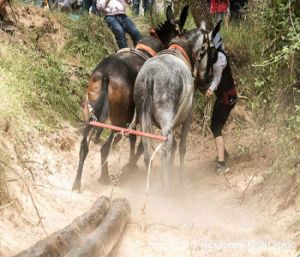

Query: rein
left=193, top=30, right=213, bottom=78
left=135, top=43, right=157, bottom=57
left=158, top=44, right=192, bottom=71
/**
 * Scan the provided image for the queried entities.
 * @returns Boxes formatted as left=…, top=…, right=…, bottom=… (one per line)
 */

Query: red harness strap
left=135, top=43, right=157, bottom=57
left=168, top=44, right=192, bottom=69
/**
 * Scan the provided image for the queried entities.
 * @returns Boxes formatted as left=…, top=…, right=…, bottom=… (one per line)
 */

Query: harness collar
left=168, top=44, right=192, bottom=70
left=135, top=43, right=157, bottom=57
left=116, top=43, right=157, bottom=61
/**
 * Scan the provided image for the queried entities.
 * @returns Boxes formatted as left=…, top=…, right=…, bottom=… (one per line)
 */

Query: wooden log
left=66, top=198, right=131, bottom=257
left=14, top=196, right=110, bottom=257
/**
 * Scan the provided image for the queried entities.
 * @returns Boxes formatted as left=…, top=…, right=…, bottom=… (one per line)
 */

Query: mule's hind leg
left=142, top=134, right=151, bottom=171
left=99, top=132, right=121, bottom=185
left=179, top=116, right=192, bottom=179
left=72, top=125, right=95, bottom=191
left=170, top=138, right=177, bottom=171
left=161, top=131, right=175, bottom=191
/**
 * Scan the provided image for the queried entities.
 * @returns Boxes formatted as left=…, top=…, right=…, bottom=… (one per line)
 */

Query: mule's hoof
left=72, top=182, right=81, bottom=192
left=98, top=175, right=111, bottom=185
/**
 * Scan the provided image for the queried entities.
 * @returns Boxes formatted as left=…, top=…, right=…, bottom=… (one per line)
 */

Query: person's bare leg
left=215, top=136, right=225, bottom=162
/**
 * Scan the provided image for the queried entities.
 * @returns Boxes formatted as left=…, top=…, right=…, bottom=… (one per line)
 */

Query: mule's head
left=198, top=20, right=222, bottom=84
left=185, top=20, right=222, bottom=84
left=151, top=5, right=189, bottom=48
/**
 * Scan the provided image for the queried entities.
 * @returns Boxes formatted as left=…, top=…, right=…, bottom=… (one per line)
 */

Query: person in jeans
left=97, top=0, right=141, bottom=49
left=132, top=0, right=152, bottom=16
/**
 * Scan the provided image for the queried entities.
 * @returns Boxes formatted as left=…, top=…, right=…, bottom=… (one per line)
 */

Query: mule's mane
left=138, top=36, right=164, bottom=53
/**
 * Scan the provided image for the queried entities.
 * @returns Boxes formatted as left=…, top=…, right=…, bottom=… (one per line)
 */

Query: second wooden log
left=14, top=196, right=110, bottom=257
left=66, top=198, right=131, bottom=257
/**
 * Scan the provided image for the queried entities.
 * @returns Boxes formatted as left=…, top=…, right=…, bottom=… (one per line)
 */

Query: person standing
left=210, top=0, right=229, bottom=26
left=204, top=32, right=237, bottom=173
left=97, top=0, right=141, bottom=49
left=132, top=0, right=152, bottom=16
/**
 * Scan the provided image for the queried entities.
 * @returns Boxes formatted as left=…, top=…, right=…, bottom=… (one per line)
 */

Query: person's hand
left=205, top=89, right=214, bottom=98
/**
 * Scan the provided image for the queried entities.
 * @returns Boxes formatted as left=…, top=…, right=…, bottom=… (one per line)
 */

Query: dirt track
left=0, top=124, right=297, bottom=257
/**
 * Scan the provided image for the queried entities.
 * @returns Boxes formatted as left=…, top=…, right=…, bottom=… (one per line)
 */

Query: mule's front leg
left=122, top=134, right=141, bottom=175
left=72, top=125, right=94, bottom=192
left=127, top=134, right=139, bottom=171
left=99, top=132, right=121, bottom=185
left=99, top=132, right=115, bottom=185
left=133, top=140, right=144, bottom=163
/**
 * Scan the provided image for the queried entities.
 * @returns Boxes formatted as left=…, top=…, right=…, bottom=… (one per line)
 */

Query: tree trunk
left=173, top=0, right=213, bottom=29
left=189, top=0, right=213, bottom=28
left=66, top=198, right=131, bottom=257
left=14, top=196, right=111, bottom=257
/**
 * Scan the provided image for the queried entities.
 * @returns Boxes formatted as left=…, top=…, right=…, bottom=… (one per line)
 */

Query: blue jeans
left=132, top=0, right=152, bottom=15
left=105, top=14, right=141, bottom=49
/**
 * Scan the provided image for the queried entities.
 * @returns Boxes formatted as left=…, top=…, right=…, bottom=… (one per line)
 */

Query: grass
left=0, top=10, right=119, bottom=131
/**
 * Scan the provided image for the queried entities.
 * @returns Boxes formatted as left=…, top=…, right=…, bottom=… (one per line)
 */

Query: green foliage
left=0, top=45, right=78, bottom=129
left=64, top=14, right=117, bottom=69
left=0, top=11, right=118, bottom=130
left=248, top=1, right=299, bottom=170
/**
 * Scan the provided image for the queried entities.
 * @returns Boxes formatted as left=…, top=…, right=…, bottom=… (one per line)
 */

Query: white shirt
left=97, top=0, right=131, bottom=15
left=209, top=51, right=227, bottom=92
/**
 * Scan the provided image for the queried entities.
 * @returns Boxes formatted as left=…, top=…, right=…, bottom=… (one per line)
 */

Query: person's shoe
left=216, top=161, right=230, bottom=174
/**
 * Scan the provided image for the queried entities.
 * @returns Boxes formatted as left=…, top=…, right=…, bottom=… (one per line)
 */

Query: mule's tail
left=141, top=79, right=154, bottom=165
left=93, top=76, right=109, bottom=121
left=91, top=75, right=110, bottom=141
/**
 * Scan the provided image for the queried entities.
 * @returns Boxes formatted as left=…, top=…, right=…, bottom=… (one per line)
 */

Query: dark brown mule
left=72, top=5, right=189, bottom=191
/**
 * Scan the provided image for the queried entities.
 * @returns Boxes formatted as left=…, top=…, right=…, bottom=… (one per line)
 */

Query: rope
left=141, top=143, right=163, bottom=232
left=202, top=98, right=213, bottom=139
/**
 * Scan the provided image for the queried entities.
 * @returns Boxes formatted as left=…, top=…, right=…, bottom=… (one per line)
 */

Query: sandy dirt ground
left=0, top=123, right=297, bottom=257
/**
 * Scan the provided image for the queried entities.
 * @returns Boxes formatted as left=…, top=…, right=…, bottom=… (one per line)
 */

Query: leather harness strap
left=135, top=43, right=157, bottom=57
left=116, top=43, right=157, bottom=61
left=161, top=44, right=192, bottom=70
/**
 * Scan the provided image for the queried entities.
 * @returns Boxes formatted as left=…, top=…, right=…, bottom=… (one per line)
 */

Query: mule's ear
left=179, top=5, right=189, bottom=28
left=212, top=19, right=222, bottom=39
left=166, top=5, right=174, bottom=21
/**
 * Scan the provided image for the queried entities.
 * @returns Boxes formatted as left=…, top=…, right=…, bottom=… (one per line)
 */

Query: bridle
left=193, top=29, right=214, bottom=78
